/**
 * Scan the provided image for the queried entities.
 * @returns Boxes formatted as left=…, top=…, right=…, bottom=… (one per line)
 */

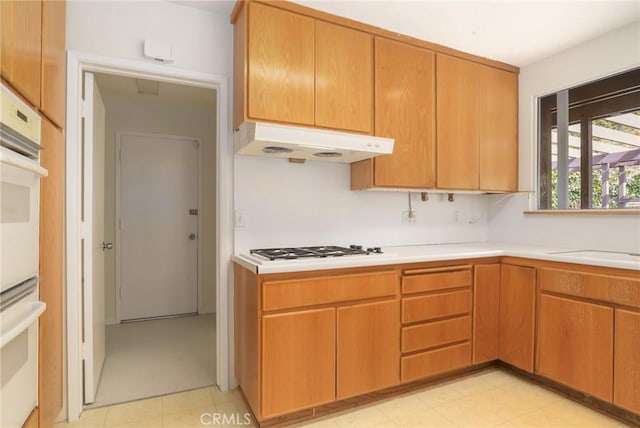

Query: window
left=538, top=68, right=640, bottom=210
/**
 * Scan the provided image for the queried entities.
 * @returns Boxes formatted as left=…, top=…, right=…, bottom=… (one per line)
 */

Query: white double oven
left=0, top=84, right=48, bottom=427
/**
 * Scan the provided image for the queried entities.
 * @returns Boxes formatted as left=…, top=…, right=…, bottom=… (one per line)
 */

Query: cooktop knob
left=350, top=244, right=363, bottom=250
left=374, top=247, right=383, bottom=254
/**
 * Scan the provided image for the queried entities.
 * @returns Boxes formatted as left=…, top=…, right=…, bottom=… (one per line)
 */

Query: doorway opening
left=81, top=71, right=217, bottom=408
left=67, top=53, right=231, bottom=412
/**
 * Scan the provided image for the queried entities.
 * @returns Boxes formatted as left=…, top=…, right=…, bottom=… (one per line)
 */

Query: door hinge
left=189, top=209, right=198, bottom=215
left=119, top=287, right=123, bottom=300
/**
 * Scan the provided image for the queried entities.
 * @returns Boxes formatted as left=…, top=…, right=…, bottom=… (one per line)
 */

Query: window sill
left=524, top=209, right=640, bottom=216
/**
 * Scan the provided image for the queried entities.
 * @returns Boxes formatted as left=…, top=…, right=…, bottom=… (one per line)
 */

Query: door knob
left=189, top=233, right=197, bottom=240
left=102, top=242, right=113, bottom=250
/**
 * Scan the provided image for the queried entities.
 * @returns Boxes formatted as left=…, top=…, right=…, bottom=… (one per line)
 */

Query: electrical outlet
left=402, top=211, right=417, bottom=224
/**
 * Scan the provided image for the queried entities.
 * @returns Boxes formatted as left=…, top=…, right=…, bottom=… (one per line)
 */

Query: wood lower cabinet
left=337, top=300, right=399, bottom=399
left=499, top=264, right=535, bottom=372
left=473, top=264, right=500, bottom=363
left=236, top=265, right=399, bottom=421
left=538, top=294, right=613, bottom=401
left=1, top=0, right=42, bottom=106
left=614, top=309, right=640, bottom=413
left=262, top=308, right=336, bottom=418
left=351, top=37, right=436, bottom=189
left=400, top=265, right=472, bottom=383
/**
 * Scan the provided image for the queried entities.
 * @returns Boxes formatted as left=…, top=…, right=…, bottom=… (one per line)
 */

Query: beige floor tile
left=55, top=407, right=109, bottom=428
left=104, top=397, right=162, bottom=427
left=163, top=405, right=216, bottom=428
left=211, top=387, right=244, bottom=405
left=332, top=407, right=394, bottom=428
left=375, top=394, right=430, bottom=420
left=214, top=398, right=251, bottom=415
left=162, top=388, right=216, bottom=416
left=109, top=416, right=163, bottom=428
left=296, top=416, right=342, bottom=427
left=412, top=381, right=471, bottom=407
left=540, top=399, right=624, bottom=427
left=434, top=394, right=515, bottom=427
left=394, top=408, right=458, bottom=427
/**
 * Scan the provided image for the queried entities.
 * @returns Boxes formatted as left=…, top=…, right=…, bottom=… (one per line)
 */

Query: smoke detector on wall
left=143, top=39, right=174, bottom=63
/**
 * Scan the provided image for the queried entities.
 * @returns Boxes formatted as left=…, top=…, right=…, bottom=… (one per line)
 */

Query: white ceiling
left=169, top=0, right=639, bottom=67
left=94, top=73, right=217, bottom=109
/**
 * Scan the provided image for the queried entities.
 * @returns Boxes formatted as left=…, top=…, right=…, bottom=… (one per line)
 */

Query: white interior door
left=118, top=134, right=198, bottom=321
left=83, top=72, right=107, bottom=404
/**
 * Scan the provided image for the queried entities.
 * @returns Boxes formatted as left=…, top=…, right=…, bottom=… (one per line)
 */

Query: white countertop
left=232, top=242, right=640, bottom=274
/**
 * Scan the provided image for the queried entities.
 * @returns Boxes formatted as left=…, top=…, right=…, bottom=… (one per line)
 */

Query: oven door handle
left=0, top=301, right=46, bottom=349
left=0, top=146, right=48, bottom=177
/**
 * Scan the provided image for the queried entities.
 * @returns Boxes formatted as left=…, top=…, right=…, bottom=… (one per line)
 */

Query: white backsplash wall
left=489, top=193, right=640, bottom=254
left=234, top=156, right=489, bottom=252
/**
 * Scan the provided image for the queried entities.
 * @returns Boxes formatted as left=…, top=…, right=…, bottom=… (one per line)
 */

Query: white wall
left=489, top=22, right=640, bottom=253
left=234, top=156, right=489, bottom=252
left=101, top=91, right=217, bottom=322
left=66, top=1, right=232, bottom=76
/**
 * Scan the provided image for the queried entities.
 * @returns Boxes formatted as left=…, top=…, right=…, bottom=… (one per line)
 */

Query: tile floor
left=56, top=369, right=629, bottom=428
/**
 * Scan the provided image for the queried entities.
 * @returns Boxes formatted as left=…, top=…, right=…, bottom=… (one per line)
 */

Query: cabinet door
left=538, top=294, right=613, bottom=401
left=436, top=54, right=479, bottom=190
left=473, top=264, right=500, bottom=363
left=0, top=0, right=42, bottom=106
left=374, top=38, right=435, bottom=188
left=315, top=21, right=372, bottom=133
left=247, top=2, right=314, bottom=126
left=41, top=0, right=66, bottom=127
left=499, top=264, right=535, bottom=372
left=337, top=300, right=399, bottom=399
left=262, top=308, right=335, bottom=418
left=479, top=65, right=518, bottom=192
left=614, top=309, right=640, bottom=413
left=39, top=118, right=64, bottom=428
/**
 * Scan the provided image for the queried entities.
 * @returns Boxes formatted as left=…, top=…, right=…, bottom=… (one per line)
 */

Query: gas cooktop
left=249, top=245, right=383, bottom=261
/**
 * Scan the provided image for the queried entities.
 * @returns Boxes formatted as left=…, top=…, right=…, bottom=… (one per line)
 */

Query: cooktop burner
left=249, top=245, right=382, bottom=261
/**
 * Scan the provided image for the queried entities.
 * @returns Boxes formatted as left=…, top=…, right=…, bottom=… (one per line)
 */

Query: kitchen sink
left=549, top=250, right=640, bottom=262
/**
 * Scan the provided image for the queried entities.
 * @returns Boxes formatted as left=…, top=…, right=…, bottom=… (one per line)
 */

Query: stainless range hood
left=234, top=121, right=394, bottom=163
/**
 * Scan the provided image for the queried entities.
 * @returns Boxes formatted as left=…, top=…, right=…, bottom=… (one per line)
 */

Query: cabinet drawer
left=401, top=342, right=471, bottom=383
left=539, top=268, right=640, bottom=309
left=402, top=290, right=471, bottom=324
left=402, top=316, right=471, bottom=353
left=402, top=267, right=471, bottom=294
left=263, top=271, right=397, bottom=311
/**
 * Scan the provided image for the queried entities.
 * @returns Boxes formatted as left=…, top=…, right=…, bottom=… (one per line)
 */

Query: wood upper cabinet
left=479, top=66, right=517, bottom=191
left=352, top=37, right=436, bottom=189
left=315, top=21, right=372, bottom=133
left=614, top=309, right=640, bottom=413
left=236, top=2, right=374, bottom=134
left=41, top=0, right=66, bottom=127
left=436, top=54, right=518, bottom=191
left=538, top=294, right=613, bottom=402
left=337, top=300, right=399, bottom=399
left=261, top=308, right=336, bottom=418
left=473, top=264, right=500, bottom=363
left=245, top=2, right=315, bottom=127
left=1, top=0, right=42, bottom=106
left=436, top=54, right=479, bottom=190
left=498, top=264, right=535, bottom=372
